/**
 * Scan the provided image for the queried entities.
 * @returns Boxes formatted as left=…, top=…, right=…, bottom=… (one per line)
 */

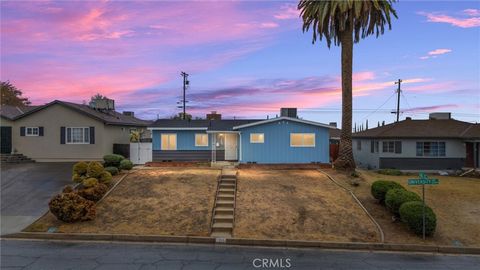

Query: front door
left=224, top=133, right=238, bottom=160
left=1, top=126, right=12, bottom=154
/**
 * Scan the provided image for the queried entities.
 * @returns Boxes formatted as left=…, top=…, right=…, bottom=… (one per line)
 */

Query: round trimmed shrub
left=98, top=171, right=113, bottom=185
left=103, top=154, right=125, bottom=168
left=72, top=173, right=84, bottom=184
left=119, top=159, right=133, bottom=170
left=77, top=183, right=108, bottom=202
left=73, top=161, right=88, bottom=176
left=86, top=161, right=104, bottom=178
left=399, top=201, right=436, bottom=236
left=385, top=188, right=421, bottom=215
left=371, top=180, right=405, bottom=203
left=104, top=166, right=119, bottom=176
left=82, top=177, right=98, bottom=188
left=49, top=192, right=96, bottom=222
left=62, top=185, right=74, bottom=193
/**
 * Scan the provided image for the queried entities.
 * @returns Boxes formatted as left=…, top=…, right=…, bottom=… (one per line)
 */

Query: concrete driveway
left=1, top=162, right=73, bottom=235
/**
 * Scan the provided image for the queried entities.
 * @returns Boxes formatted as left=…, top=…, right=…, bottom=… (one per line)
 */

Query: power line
left=360, top=92, right=396, bottom=122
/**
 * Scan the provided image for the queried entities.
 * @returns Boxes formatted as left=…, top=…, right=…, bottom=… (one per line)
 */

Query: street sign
left=407, top=172, right=439, bottom=240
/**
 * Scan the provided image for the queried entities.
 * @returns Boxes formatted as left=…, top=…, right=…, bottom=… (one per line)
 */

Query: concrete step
left=220, top=179, right=236, bottom=184
left=218, top=189, right=235, bottom=195
left=221, top=174, right=236, bottom=179
left=219, top=183, right=235, bottom=189
left=212, top=222, right=233, bottom=229
left=216, top=201, right=234, bottom=208
left=217, top=194, right=234, bottom=199
left=214, top=214, right=234, bottom=223
left=211, top=232, right=232, bottom=238
left=215, top=207, right=234, bottom=215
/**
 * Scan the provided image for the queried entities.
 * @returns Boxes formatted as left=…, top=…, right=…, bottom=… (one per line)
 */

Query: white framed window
left=290, top=133, right=315, bottom=147
left=161, top=134, right=177, bottom=150
left=416, top=142, right=446, bottom=157
left=382, top=141, right=402, bottom=153
left=66, top=127, right=90, bottom=144
left=356, top=140, right=362, bottom=151
left=195, top=133, right=208, bottom=147
left=26, top=127, right=39, bottom=136
left=250, top=133, right=264, bottom=143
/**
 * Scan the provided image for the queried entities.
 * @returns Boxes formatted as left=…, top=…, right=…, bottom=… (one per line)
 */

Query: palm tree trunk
left=333, top=24, right=356, bottom=171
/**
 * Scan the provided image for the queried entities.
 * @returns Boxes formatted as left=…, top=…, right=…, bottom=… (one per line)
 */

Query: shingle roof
left=12, top=100, right=150, bottom=126
left=329, top=128, right=341, bottom=139
left=0, top=105, right=38, bottom=120
left=353, top=118, right=479, bottom=139
left=150, top=119, right=261, bottom=131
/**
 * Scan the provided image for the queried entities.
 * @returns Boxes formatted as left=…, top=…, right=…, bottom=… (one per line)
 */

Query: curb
left=2, top=232, right=479, bottom=255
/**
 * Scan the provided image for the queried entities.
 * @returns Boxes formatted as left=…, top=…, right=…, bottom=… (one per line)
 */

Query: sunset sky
left=1, top=0, right=479, bottom=126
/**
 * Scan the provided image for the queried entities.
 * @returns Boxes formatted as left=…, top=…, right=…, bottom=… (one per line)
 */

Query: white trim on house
left=26, top=127, right=39, bottom=136
left=195, top=133, right=209, bottom=147
left=232, top=116, right=335, bottom=130
left=290, top=133, right=316, bottom=147
left=147, top=127, right=208, bottom=131
left=160, top=133, right=177, bottom=150
left=206, top=130, right=241, bottom=134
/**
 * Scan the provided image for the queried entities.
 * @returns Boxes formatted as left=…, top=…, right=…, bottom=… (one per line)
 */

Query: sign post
left=408, top=172, right=439, bottom=240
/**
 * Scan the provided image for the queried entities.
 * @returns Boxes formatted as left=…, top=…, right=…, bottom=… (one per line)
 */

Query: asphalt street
left=1, top=163, right=73, bottom=235
left=1, top=239, right=479, bottom=270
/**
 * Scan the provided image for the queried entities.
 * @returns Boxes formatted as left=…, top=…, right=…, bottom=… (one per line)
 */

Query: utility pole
left=394, top=79, right=402, bottom=122
left=179, top=72, right=189, bottom=120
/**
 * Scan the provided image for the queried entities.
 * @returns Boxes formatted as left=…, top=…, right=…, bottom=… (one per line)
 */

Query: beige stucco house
left=0, top=100, right=149, bottom=162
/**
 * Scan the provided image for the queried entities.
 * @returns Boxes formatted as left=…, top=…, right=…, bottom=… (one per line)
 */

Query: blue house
left=148, top=108, right=333, bottom=164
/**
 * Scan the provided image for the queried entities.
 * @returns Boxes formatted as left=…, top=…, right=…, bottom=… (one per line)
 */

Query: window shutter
left=370, top=140, right=374, bottom=153
left=39, top=127, right=44, bottom=136
left=20, top=127, right=26, bottom=136
left=89, top=127, right=95, bottom=144
left=60, top=127, right=65, bottom=144
left=395, top=141, right=402, bottom=153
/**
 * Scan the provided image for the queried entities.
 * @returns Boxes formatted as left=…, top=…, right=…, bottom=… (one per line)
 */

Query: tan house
left=0, top=100, right=149, bottom=162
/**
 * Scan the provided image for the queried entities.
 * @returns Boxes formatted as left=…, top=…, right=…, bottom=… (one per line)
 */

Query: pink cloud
left=419, top=48, right=452, bottom=60
left=419, top=10, right=480, bottom=28
left=402, top=104, right=459, bottom=113
left=274, top=4, right=300, bottom=20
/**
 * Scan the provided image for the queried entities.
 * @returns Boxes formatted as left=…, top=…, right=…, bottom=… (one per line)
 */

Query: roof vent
left=123, top=111, right=134, bottom=117
left=206, top=111, right=221, bottom=120
left=329, top=122, right=337, bottom=128
left=429, top=112, right=451, bottom=120
left=405, top=117, right=412, bottom=120
left=280, top=108, right=297, bottom=118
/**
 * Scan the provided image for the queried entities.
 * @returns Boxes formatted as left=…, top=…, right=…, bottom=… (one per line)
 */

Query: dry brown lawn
left=234, top=169, right=379, bottom=242
left=325, top=169, right=480, bottom=247
left=25, top=168, right=220, bottom=236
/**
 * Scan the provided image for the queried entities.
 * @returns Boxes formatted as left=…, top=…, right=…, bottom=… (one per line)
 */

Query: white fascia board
left=233, top=116, right=335, bottom=130
left=147, top=127, right=208, bottom=131
left=206, top=130, right=240, bottom=134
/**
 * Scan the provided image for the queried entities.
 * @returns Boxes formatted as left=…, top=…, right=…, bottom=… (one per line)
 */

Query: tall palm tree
left=298, top=0, right=397, bottom=171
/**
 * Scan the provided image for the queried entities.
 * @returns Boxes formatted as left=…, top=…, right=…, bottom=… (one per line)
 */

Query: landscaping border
left=317, top=169, right=385, bottom=243
left=3, top=232, right=479, bottom=255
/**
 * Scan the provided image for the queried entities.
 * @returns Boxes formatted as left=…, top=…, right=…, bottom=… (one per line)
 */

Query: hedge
left=103, top=154, right=125, bottom=168
left=399, top=201, right=436, bottom=236
left=371, top=180, right=405, bottom=203
left=377, top=169, right=402, bottom=176
left=119, top=159, right=133, bottom=170
left=385, top=188, right=421, bottom=215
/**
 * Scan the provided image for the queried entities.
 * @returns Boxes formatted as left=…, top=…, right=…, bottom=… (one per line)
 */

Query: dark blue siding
left=238, top=120, right=329, bottom=164
left=152, top=130, right=210, bottom=151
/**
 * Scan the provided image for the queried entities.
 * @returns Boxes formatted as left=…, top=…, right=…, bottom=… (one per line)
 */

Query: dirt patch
left=325, top=169, right=480, bottom=247
left=25, top=168, right=220, bottom=236
left=234, top=169, right=378, bottom=242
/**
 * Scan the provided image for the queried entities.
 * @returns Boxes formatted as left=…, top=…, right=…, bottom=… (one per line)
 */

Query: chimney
left=280, top=108, right=297, bottom=118
left=206, top=111, right=221, bottom=120
left=329, top=122, right=337, bottom=128
left=429, top=112, right=451, bottom=120
left=405, top=117, right=412, bottom=120
left=123, top=111, right=134, bottom=117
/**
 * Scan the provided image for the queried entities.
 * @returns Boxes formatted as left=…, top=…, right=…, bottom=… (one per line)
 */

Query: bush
left=62, top=185, right=74, bottom=193
left=82, top=178, right=98, bottom=188
left=377, top=169, right=402, bottom=176
left=385, top=188, right=421, bottom=215
left=98, top=171, right=113, bottom=185
left=103, top=154, right=125, bottom=168
left=77, top=183, right=108, bottom=202
left=399, top=201, right=436, bottom=236
left=73, top=161, right=89, bottom=176
left=104, top=166, right=119, bottom=176
left=86, top=161, right=104, bottom=178
left=48, top=192, right=96, bottom=222
left=72, top=173, right=85, bottom=184
left=119, top=159, right=133, bottom=170
left=371, top=180, right=405, bottom=203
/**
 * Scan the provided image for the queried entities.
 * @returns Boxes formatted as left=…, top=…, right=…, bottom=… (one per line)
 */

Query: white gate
left=130, top=142, right=152, bottom=165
